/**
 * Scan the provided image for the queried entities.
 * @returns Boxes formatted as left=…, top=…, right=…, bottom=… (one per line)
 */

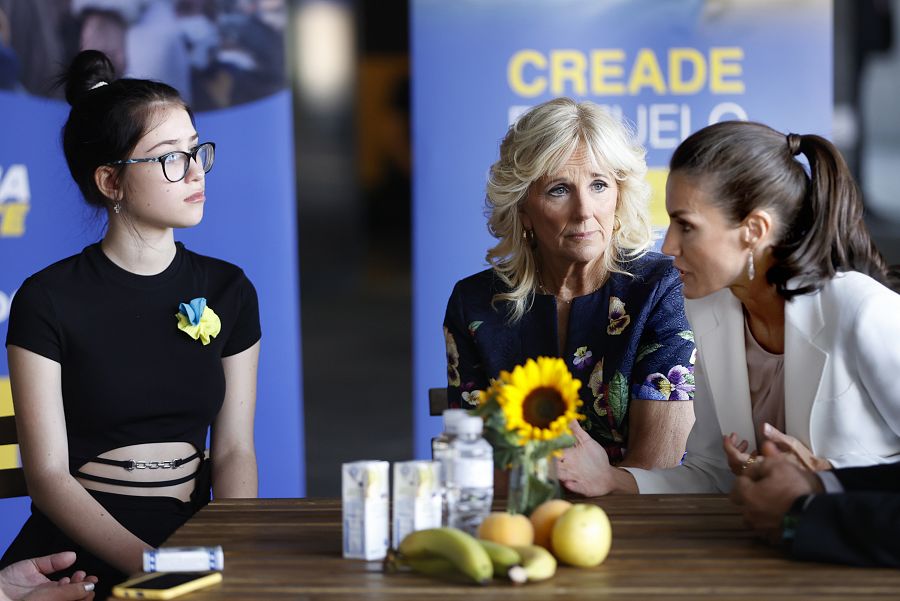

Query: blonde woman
left=444, top=98, right=696, bottom=492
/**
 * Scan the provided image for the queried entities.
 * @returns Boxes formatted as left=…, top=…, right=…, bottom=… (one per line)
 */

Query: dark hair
left=670, top=120, right=897, bottom=298
left=59, top=50, right=191, bottom=209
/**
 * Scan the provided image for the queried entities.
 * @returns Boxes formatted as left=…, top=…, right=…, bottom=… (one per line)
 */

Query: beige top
left=744, top=319, right=785, bottom=449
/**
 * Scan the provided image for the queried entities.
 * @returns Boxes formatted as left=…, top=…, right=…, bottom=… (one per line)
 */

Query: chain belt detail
left=74, top=450, right=204, bottom=488
left=126, top=458, right=189, bottom=470
left=88, top=450, right=202, bottom=471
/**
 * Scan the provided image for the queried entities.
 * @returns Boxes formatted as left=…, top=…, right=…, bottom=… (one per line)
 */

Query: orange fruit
left=529, top=499, right=573, bottom=550
left=476, top=512, right=534, bottom=546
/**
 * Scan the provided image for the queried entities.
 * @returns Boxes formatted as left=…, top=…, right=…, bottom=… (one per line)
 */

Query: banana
left=403, top=555, right=456, bottom=576
left=476, top=539, right=521, bottom=576
left=385, top=550, right=472, bottom=584
left=508, top=545, right=557, bottom=584
left=397, top=528, right=493, bottom=584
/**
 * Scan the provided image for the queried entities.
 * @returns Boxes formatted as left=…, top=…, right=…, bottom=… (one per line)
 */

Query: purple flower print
left=634, top=365, right=695, bottom=401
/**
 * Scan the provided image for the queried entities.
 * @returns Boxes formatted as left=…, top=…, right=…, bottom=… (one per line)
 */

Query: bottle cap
left=442, top=409, right=468, bottom=434
left=456, top=415, right=484, bottom=435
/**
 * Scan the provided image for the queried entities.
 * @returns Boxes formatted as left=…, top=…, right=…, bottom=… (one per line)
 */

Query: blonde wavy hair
left=486, top=98, right=653, bottom=322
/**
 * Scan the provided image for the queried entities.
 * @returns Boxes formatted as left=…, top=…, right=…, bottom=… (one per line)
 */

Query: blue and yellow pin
left=176, top=297, right=221, bottom=345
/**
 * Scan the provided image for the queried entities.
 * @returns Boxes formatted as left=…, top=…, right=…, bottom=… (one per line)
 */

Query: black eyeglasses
left=106, top=142, right=216, bottom=183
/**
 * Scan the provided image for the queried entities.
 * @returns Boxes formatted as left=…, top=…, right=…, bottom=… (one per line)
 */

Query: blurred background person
left=0, top=5, right=18, bottom=90
left=72, top=0, right=133, bottom=77
left=124, top=0, right=192, bottom=102
left=0, top=0, right=70, bottom=96
left=0, top=0, right=286, bottom=109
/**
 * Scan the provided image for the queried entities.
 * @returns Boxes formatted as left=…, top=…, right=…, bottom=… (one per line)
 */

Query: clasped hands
left=723, top=425, right=829, bottom=542
left=728, top=440, right=825, bottom=544
left=722, top=422, right=831, bottom=476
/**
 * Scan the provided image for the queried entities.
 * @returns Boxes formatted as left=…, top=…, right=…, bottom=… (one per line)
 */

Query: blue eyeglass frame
left=105, top=142, right=216, bottom=183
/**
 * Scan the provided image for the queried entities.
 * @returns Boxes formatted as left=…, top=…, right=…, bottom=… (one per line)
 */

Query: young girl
left=0, top=50, right=260, bottom=594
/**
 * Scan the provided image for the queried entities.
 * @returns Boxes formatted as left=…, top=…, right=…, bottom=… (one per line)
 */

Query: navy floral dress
left=443, top=252, right=696, bottom=463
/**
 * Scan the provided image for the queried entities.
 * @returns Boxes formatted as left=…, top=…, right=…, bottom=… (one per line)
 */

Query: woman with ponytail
left=561, top=120, right=900, bottom=497
left=0, top=50, right=260, bottom=595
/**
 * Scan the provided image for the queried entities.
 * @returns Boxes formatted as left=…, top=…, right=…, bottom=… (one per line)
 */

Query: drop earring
left=747, top=249, right=755, bottom=281
left=113, top=202, right=121, bottom=215
left=523, top=228, right=535, bottom=248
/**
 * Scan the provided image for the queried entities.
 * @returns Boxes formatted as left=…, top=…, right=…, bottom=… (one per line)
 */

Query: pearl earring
left=747, top=250, right=755, bottom=281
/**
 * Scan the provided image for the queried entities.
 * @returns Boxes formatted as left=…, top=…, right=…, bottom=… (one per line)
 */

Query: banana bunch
left=386, top=528, right=558, bottom=585
left=389, top=527, right=495, bottom=584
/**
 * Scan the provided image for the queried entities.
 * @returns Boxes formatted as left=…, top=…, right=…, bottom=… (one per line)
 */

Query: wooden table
left=158, top=496, right=900, bottom=600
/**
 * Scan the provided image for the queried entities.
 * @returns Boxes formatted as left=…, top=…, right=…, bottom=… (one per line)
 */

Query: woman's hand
left=0, top=552, right=97, bottom=601
left=722, top=432, right=757, bottom=475
left=729, top=441, right=825, bottom=544
left=762, top=423, right=831, bottom=472
left=557, top=420, right=616, bottom=496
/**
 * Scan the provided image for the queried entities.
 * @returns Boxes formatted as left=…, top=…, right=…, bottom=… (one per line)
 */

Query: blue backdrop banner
left=411, top=0, right=832, bottom=458
left=0, top=5, right=303, bottom=552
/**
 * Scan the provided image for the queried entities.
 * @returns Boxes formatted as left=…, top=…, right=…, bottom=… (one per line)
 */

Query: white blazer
left=626, top=271, right=900, bottom=493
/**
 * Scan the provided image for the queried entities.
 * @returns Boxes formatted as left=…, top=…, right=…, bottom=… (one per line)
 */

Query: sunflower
left=496, top=357, right=583, bottom=443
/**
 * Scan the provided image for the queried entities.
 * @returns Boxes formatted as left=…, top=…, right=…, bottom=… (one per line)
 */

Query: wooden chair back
left=428, top=388, right=448, bottom=416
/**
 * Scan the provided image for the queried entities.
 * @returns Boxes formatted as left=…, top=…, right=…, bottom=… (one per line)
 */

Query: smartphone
left=112, top=571, right=223, bottom=599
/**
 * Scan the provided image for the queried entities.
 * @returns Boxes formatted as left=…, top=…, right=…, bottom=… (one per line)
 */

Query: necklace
left=536, top=269, right=608, bottom=305
left=537, top=281, right=573, bottom=304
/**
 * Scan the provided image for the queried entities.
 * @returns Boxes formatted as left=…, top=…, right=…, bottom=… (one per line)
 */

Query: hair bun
left=61, top=50, right=117, bottom=106
left=786, top=133, right=803, bottom=156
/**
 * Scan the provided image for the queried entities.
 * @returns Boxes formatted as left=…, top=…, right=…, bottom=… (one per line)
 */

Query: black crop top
left=6, top=242, right=261, bottom=475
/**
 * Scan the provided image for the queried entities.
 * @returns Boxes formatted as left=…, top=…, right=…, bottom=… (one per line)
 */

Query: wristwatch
left=781, top=494, right=816, bottom=544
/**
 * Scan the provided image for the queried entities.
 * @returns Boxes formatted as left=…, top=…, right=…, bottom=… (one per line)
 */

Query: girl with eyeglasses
left=0, top=50, right=260, bottom=596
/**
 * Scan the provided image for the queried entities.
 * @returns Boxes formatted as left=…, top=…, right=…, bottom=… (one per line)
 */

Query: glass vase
left=507, top=455, right=560, bottom=516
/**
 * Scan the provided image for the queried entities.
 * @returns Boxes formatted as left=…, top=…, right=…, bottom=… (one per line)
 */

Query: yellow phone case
left=112, top=571, right=223, bottom=599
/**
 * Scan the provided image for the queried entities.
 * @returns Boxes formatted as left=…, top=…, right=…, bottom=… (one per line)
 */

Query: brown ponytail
left=670, top=121, right=897, bottom=298
left=769, top=134, right=897, bottom=296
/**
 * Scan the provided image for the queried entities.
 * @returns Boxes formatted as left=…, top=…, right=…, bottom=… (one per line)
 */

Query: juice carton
left=392, top=460, right=442, bottom=547
left=342, top=460, right=389, bottom=560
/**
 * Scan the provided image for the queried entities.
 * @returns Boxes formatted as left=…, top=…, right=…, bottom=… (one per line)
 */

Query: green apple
left=550, top=503, right=612, bottom=567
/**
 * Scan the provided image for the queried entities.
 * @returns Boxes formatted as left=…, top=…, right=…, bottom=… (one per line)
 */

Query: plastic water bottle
left=431, top=409, right=467, bottom=462
left=432, top=409, right=468, bottom=525
left=446, top=416, right=493, bottom=535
